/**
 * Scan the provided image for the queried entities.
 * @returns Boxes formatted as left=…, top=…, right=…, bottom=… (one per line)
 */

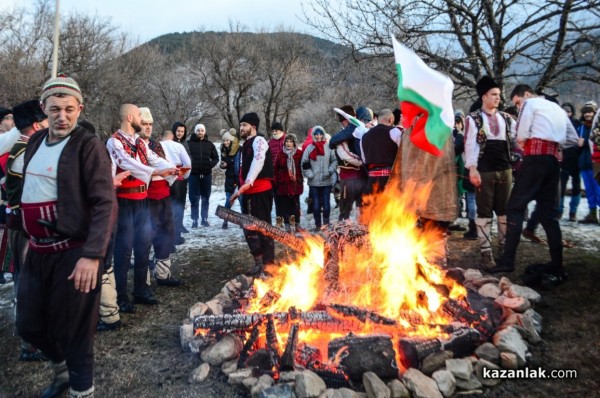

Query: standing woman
left=274, top=133, right=303, bottom=231
left=219, top=128, right=240, bottom=229
left=301, top=126, right=337, bottom=231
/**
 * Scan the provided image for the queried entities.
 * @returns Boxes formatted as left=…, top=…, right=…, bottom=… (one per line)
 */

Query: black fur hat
left=12, top=100, right=46, bottom=130
left=476, top=76, right=500, bottom=98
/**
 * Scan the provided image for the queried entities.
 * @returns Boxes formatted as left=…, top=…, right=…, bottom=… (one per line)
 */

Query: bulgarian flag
left=392, top=35, right=454, bottom=157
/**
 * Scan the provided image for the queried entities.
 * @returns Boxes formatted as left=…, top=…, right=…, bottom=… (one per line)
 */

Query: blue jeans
left=581, top=169, right=600, bottom=210
left=310, top=185, right=332, bottom=228
left=224, top=191, right=233, bottom=209
left=188, top=174, right=212, bottom=221
left=465, top=191, right=477, bottom=220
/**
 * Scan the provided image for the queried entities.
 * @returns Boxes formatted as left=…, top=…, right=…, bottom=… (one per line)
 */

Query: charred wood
left=280, top=324, right=299, bottom=371
left=265, top=314, right=280, bottom=369
left=307, top=361, right=352, bottom=389
left=295, top=344, right=321, bottom=368
left=216, top=205, right=307, bottom=253
left=237, top=320, right=262, bottom=368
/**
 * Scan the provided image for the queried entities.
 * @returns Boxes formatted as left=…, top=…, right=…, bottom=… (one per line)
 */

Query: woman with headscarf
left=274, top=133, right=303, bottom=231
left=301, top=126, right=337, bottom=231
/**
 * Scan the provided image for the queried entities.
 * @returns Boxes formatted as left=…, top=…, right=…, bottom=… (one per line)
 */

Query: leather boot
left=578, top=209, right=598, bottom=224
left=463, top=219, right=477, bottom=240
left=41, top=361, right=69, bottom=398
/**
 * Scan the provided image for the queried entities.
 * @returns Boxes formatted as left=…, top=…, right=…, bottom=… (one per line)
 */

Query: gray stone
left=445, top=358, right=473, bottom=380
left=251, top=374, right=275, bottom=397
left=338, top=388, right=359, bottom=398
left=523, top=308, right=543, bottom=334
left=432, top=370, right=455, bottom=397
left=471, top=276, right=500, bottom=287
left=189, top=363, right=210, bottom=384
left=518, top=316, right=542, bottom=344
left=463, top=269, right=483, bottom=281
left=228, top=368, right=255, bottom=385
left=493, top=327, right=528, bottom=366
left=478, top=283, right=502, bottom=299
left=280, top=371, right=303, bottom=383
left=295, top=370, right=326, bottom=398
left=500, top=352, right=518, bottom=370
left=498, top=276, right=512, bottom=291
left=319, top=389, right=341, bottom=398
left=222, top=359, right=238, bottom=374
left=420, top=350, right=454, bottom=376
left=242, top=377, right=259, bottom=389
left=402, top=368, right=443, bottom=398
left=494, top=295, right=531, bottom=312
left=201, top=334, right=243, bottom=366
left=258, top=383, right=296, bottom=398
left=506, top=284, right=542, bottom=303
left=189, top=302, right=209, bottom=320
left=474, top=359, right=502, bottom=387
left=387, top=379, right=410, bottom=398
left=179, top=322, right=194, bottom=352
left=454, top=373, right=483, bottom=390
left=474, top=342, right=500, bottom=365
left=205, top=299, right=223, bottom=315
left=363, top=372, right=391, bottom=398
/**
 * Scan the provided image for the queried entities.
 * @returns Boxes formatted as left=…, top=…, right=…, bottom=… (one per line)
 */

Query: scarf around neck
left=309, top=141, right=325, bottom=161
left=282, top=146, right=297, bottom=180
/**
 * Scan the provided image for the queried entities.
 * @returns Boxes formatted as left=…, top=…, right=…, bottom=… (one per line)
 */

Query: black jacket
left=188, top=134, right=219, bottom=175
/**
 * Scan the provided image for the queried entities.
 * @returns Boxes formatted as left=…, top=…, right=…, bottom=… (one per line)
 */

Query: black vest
left=361, top=124, right=397, bottom=168
left=241, top=135, right=274, bottom=181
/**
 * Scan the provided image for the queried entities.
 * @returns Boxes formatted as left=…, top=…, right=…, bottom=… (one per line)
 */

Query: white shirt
left=464, top=111, right=515, bottom=169
left=243, top=135, right=269, bottom=185
left=0, top=127, right=20, bottom=156
left=359, top=126, right=402, bottom=164
left=161, top=140, right=191, bottom=179
left=106, top=130, right=176, bottom=185
left=516, top=97, right=578, bottom=148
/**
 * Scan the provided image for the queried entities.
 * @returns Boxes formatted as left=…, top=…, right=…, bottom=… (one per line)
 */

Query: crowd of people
left=0, top=72, right=599, bottom=397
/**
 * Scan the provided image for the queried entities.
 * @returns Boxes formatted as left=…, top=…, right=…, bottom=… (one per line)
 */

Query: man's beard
left=132, top=121, right=142, bottom=133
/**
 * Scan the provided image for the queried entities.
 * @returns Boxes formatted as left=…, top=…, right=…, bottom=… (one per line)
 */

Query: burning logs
left=215, top=205, right=308, bottom=253
left=328, top=334, right=399, bottom=382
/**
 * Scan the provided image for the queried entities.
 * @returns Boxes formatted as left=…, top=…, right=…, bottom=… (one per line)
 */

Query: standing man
left=491, top=84, right=578, bottom=279
left=138, top=108, right=182, bottom=286
left=106, top=104, right=176, bottom=313
left=161, top=129, right=191, bottom=244
left=231, top=112, right=275, bottom=277
left=170, top=122, right=189, bottom=238
left=187, top=124, right=219, bottom=228
left=464, top=76, right=516, bottom=269
left=16, top=75, right=116, bottom=398
left=360, top=108, right=402, bottom=194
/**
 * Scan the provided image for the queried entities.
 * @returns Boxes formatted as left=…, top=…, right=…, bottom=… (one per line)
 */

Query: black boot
left=222, top=220, right=228, bottom=229
left=463, top=219, right=477, bottom=240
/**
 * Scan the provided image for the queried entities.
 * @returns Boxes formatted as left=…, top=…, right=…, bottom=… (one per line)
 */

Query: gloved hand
left=302, top=162, right=311, bottom=170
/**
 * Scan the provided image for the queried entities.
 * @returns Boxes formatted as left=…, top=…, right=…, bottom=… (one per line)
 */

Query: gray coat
left=301, top=141, right=338, bottom=187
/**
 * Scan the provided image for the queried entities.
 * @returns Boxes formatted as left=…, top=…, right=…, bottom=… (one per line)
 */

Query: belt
left=117, top=185, right=147, bottom=194
left=30, top=235, right=68, bottom=244
left=368, top=169, right=391, bottom=177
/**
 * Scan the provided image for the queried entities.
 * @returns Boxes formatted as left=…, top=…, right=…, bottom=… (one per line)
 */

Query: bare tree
left=303, top=0, right=600, bottom=97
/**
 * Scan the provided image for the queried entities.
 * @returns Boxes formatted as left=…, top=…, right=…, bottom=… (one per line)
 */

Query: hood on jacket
left=171, top=121, right=187, bottom=143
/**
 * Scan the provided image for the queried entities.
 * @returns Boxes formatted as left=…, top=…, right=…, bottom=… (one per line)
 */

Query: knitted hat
left=221, top=130, right=235, bottom=142
left=12, top=100, right=47, bottom=130
left=0, top=107, right=12, bottom=121
left=311, top=125, right=326, bottom=138
left=139, top=107, right=153, bottom=123
left=581, top=101, right=598, bottom=115
left=475, top=76, right=499, bottom=98
left=194, top=123, right=206, bottom=134
left=356, top=106, right=373, bottom=123
left=40, top=74, right=83, bottom=104
left=240, top=112, right=260, bottom=130
left=271, top=121, right=284, bottom=131
left=284, top=133, right=298, bottom=145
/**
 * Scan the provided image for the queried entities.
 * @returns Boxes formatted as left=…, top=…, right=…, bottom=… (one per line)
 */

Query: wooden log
left=280, top=324, right=299, bottom=371
left=265, top=314, right=280, bottom=369
left=237, top=320, right=262, bottom=368
left=328, top=333, right=399, bottom=382
left=307, top=361, right=352, bottom=389
left=295, top=343, right=321, bottom=368
left=215, top=205, right=308, bottom=253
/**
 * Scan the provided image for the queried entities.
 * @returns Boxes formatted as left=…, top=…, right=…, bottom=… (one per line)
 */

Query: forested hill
left=145, top=31, right=351, bottom=59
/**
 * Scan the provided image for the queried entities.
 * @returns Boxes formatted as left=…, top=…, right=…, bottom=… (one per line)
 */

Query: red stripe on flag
left=400, top=102, right=442, bottom=157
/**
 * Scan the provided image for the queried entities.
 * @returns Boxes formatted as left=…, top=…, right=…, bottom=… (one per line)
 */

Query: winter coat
left=220, top=144, right=239, bottom=193
left=301, top=141, right=337, bottom=187
left=268, top=134, right=286, bottom=165
left=578, top=122, right=592, bottom=170
left=274, top=148, right=303, bottom=196
left=188, top=134, right=219, bottom=175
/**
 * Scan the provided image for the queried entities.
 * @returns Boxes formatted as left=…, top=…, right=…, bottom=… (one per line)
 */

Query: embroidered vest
left=112, top=132, right=149, bottom=200
left=469, top=109, right=515, bottom=161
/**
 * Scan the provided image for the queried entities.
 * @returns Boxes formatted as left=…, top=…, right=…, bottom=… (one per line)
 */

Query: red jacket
left=274, top=149, right=303, bottom=196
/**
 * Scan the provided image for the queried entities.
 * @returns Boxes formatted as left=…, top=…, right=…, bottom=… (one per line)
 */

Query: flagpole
left=51, top=0, right=60, bottom=78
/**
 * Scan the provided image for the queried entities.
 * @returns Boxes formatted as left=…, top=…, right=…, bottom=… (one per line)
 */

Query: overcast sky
left=8, top=0, right=317, bottom=43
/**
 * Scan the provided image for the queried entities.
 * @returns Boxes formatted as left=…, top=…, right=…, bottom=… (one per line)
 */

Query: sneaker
left=175, top=236, right=185, bottom=245
left=118, top=299, right=136, bottom=314
left=18, top=347, right=48, bottom=361
left=222, top=221, right=228, bottom=229
left=156, top=277, right=184, bottom=287
left=96, top=319, right=122, bottom=332
left=191, top=220, right=198, bottom=229
left=578, top=210, right=598, bottom=224
left=568, top=212, right=576, bottom=222
left=201, top=220, right=210, bottom=227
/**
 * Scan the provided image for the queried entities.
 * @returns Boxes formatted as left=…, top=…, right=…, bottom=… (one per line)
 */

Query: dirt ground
left=0, top=226, right=599, bottom=397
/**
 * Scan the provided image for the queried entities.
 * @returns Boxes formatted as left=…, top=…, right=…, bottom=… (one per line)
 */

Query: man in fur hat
left=464, top=76, right=516, bottom=270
